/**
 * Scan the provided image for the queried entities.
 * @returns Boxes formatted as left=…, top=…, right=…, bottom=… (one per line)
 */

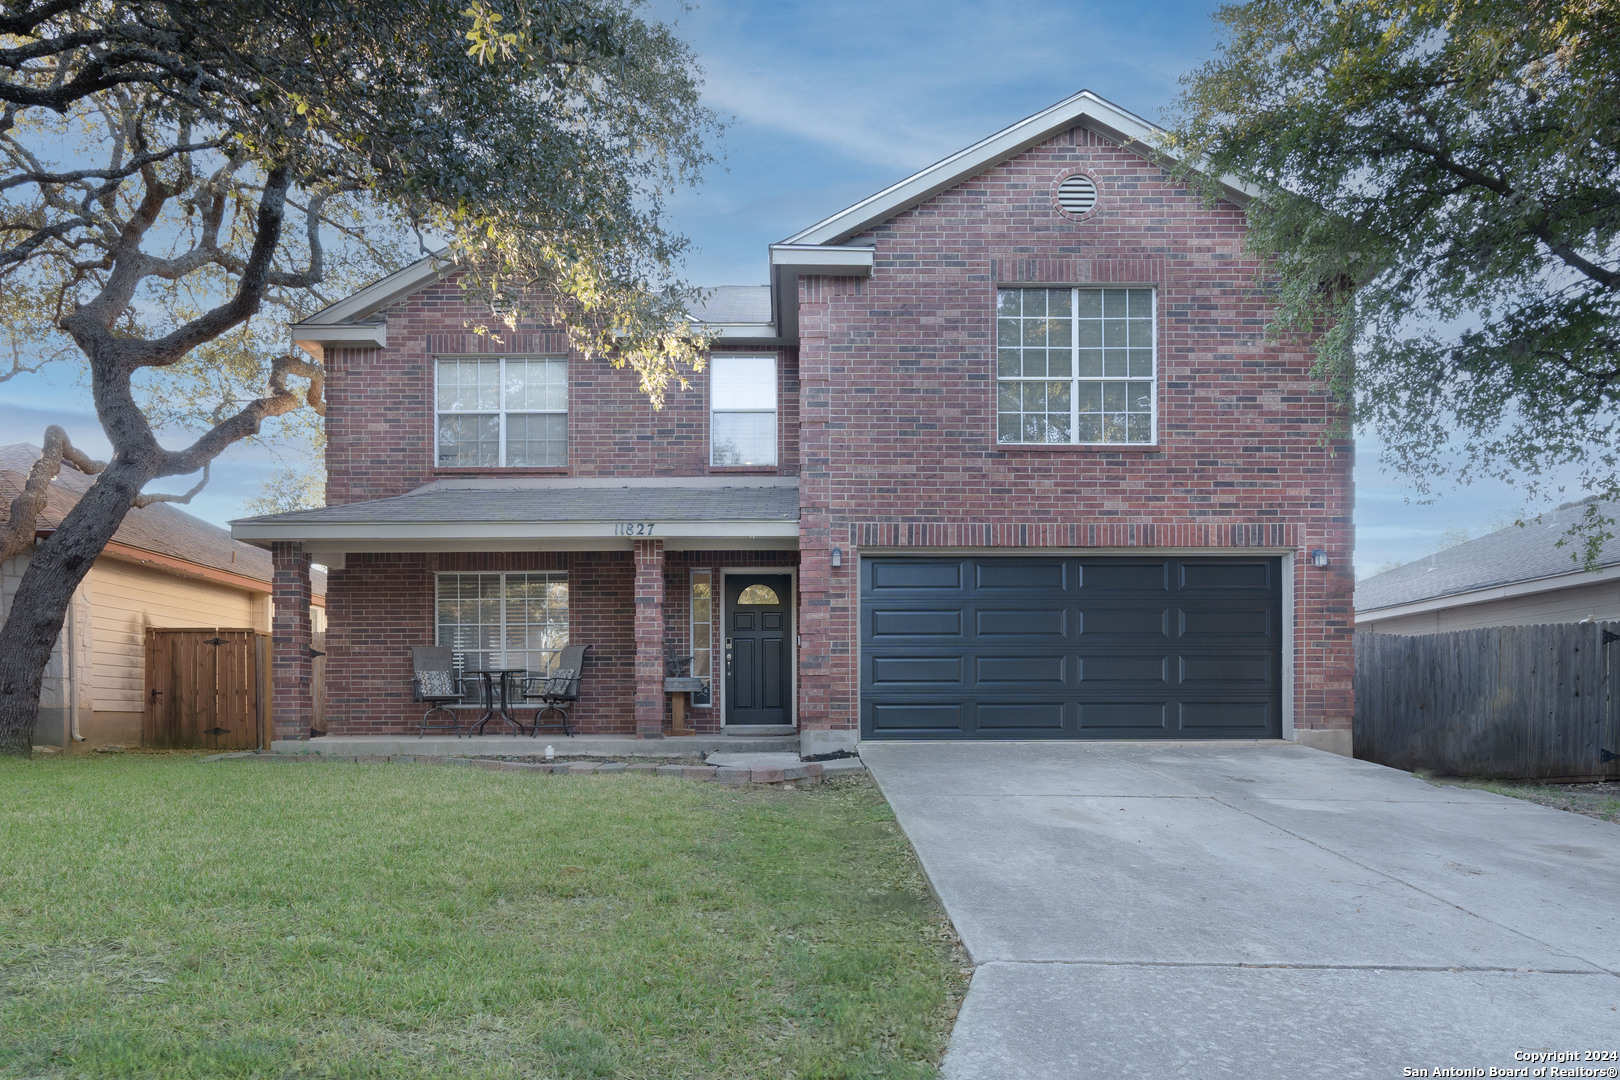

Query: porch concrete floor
left=271, top=732, right=800, bottom=758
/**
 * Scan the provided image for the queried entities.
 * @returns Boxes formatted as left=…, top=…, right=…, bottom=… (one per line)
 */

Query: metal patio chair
left=411, top=646, right=466, bottom=738
left=519, top=644, right=589, bottom=737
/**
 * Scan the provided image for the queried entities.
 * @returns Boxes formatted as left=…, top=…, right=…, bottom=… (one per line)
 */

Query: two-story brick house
left=233, top=91, right=1355, bottom=757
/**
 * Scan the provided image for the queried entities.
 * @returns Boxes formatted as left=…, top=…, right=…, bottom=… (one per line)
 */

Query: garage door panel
left=1079, top=562, right=1170, bottom=592
left=974, top=606, right=1070, bottom=639
left=976, top=702, right=1068, bottom=731
left=870, top=608, right=963, bottom=638
left=975, top=654, right=1068, bottom=686
left=1178, top=701, right=1274, bottom=732
left=1080, top=702, right=1170, bottom=731
left=1179, top=654, right=1275, bottom=689
left=861, top=556, right=1280, bottom=741
left=1079, top=607, right=1171, bottom=638
left=1076, top=655, right=1170, bottom=684
left=1179, top=607, right=1274, bottom=640
left=868, top=701, right=964, bottom=733
left=1179, top=560, right=1273, bottom=591
left=869, top=655, right=965, bottom=687
left=867, top=560, right=964, bottom=591
left=974, top=560, right=1071, bottom=591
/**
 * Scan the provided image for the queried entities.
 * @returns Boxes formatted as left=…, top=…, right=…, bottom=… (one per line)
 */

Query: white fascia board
left=232, top=520, right=801, bottom=546
left=702, top=322, right=780, bottom=340
left=296, top=252, right=448, bottom=327
left=768, top=244, right=876, bottom=275
left=780, top=90, right=1260, bottom=247
left=291, top=323, right=387, bottom=350
left=1355, top=561, right=1620, bottom=625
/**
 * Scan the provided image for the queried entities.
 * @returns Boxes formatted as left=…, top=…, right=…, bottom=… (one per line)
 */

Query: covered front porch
left=231, top=478, right=801, bottom=741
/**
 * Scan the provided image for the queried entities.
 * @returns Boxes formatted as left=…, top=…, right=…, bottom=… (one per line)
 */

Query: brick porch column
left=270, top=541, right=313, bottom=742
left=633, top=538, right=666, bottom=739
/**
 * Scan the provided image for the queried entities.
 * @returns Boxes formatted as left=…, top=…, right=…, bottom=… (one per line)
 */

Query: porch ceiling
left=229, top=479, right=801, bottom=558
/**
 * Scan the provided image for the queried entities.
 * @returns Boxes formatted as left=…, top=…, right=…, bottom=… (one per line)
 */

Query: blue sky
left=0, top=0, right=1591, bottom=575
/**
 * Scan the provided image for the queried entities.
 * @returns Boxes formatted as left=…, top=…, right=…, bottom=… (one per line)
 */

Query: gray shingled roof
left=0, top=442, right=324, bottom=595
left=1356, top=498, right=1620, bottom=612
left=687, top=285, right=771, bottom=325
left=235, top=483, right=799, bottom=526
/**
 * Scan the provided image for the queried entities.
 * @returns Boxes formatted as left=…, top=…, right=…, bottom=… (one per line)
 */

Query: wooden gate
left=144, top=628, right=267, bottom=749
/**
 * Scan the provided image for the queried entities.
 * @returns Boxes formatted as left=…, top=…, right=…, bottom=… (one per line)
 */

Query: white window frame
left=995, top=286, right=1158, bottom=446
left=434, top=355, right=568, bottom=468
left=690, top=569, right=713, bottom=707
left=709, top=354, right=779, bottom=467
left=434, top=571, right=569, bottom=704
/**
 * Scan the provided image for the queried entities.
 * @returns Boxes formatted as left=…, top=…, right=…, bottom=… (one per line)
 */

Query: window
left=435, top=572, right=568, bottom=702
left=710, top=354, right=777, bottom=466
left=737, top=584, right=780, bottom=605
left=996, top=287, right=1155, bottom=445
left=690, top=570, right=712, bottom=707
left=436, top=357, right=567, bottom=467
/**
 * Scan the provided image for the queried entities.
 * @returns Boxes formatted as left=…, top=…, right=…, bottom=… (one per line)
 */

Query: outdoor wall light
left=830, top=547, right=843, bottom=568
left=1310, top=549, right=1329, bottom=568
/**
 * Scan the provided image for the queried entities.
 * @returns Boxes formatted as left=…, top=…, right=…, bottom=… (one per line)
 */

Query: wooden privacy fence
left=1355, top=624, right=1620, bottom=781
left=144, top=627, right=267, bottom=750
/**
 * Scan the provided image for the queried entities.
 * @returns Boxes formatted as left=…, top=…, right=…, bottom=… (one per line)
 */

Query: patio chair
left=519, top=644, right=589, bottom=737
left=411, top=646, right=466, bottom=738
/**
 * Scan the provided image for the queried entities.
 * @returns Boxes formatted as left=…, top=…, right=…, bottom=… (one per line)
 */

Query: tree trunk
left=0, top=460, right=151, bottom=756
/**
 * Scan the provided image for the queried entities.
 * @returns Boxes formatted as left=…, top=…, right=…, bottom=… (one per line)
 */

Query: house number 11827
left=614, top=522, right=656, bottom=536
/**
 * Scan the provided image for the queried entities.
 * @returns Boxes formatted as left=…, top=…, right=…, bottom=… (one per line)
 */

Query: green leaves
left=1171, top=0, right=1620, bottom=553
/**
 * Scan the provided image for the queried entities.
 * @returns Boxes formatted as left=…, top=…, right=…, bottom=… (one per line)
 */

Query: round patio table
left=467, top=668, right=529, bottom=736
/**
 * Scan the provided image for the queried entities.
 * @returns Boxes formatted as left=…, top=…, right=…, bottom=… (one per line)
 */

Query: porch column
left=271, top=541, right=313, bottom=742
left=633, top=538, right=666, bottom=739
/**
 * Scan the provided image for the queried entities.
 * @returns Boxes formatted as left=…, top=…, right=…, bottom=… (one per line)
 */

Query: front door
left=725, top=574, right=792, bottom=726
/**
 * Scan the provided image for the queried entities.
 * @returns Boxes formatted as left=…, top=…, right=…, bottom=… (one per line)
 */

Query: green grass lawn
left=0, top=756, right=967, bottom=1080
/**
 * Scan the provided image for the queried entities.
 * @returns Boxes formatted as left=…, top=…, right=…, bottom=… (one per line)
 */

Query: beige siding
left=87, top=556, right=265, bottom=713
left=1359, top=580, right=1620, bottom=635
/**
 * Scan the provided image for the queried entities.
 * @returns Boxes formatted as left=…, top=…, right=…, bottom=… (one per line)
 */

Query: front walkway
left=861, top=741, right=1620, bottom=1080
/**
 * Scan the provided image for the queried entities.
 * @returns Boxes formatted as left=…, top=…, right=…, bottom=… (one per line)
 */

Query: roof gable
left=780, top=89, right=1257, bottom=248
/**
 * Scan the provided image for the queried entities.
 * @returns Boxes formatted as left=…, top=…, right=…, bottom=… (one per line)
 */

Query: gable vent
left=1056, top=174, right=1098, bottom=217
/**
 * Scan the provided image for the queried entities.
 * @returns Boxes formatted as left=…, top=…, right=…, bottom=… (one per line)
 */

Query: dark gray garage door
left=860, top=556, right=1282, bottom=740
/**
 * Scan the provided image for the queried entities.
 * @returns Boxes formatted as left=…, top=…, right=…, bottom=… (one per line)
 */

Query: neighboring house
left=233, top=91, right=1355, bottom=755
left=1356, top=499, right=1620, bottom=634
left=0, top=443, right=326, bottom=748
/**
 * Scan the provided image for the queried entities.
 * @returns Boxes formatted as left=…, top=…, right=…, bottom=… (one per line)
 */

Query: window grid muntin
left=690, top=570, right=712, bottom=707
left=996, top=286, right=1156, bottom=446
left=710, top=354, right=778, bottom=467
left=435, top=356, right=568, bottom=468
left=435, top=571, right=569, bottom=705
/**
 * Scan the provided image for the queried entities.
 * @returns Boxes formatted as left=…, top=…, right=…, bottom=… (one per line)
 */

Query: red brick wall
left=796, top=126, right=1354, bottom=739
left=323, top=281, right=799, bottom=506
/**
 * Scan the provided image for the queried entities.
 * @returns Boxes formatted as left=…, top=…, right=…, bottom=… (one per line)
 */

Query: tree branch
left=131, top=461, right=209, bottom=508
left=158, top=351, right=324, bottom=477
left=0, top=424, right=104, bottom=563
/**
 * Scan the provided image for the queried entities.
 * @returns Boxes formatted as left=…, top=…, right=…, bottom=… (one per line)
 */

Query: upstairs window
left=436, top=357, right=568, bottom=467
left=996, top=287, right=1156, bottom=445
left=710, top=354, right=778, bottom=466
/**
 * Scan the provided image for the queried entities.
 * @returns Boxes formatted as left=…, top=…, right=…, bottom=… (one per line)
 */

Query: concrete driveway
left=860, top=741, right=1620, bottom=1079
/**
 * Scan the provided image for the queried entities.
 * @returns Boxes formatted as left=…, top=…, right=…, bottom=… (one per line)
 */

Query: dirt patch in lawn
left=1428, top=777, right=1620, bottom=824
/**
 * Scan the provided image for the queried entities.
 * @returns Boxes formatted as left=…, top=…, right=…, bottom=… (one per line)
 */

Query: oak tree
left=1170, top=0, right=1620, bottom=557
left=0, top=0, right=716, bottom=754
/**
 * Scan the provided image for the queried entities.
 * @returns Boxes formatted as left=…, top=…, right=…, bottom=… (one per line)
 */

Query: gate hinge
left=1602, top=629, right=1620, bottom=645
left=204, top=636, right=228, bottom=647
left=203, top=726, right=231, bottom=737
left=306, top=647, right=326, bottom=659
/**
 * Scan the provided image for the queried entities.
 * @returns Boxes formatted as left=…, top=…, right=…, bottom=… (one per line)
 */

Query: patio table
left=467, top=667, right=529, bottom=736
